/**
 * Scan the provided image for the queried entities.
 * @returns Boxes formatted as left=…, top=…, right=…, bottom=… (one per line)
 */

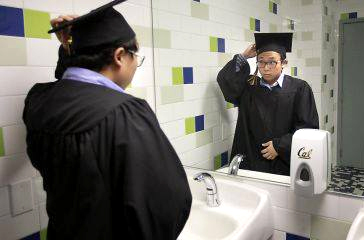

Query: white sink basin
left=179, top=170, right=273, bottom=240
left=347, top=208, right=364, bottom=240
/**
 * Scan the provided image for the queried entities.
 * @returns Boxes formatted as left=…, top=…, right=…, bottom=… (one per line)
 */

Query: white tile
left=338, top=195, right=364, bottom=222
left=170, top=134, right=197, bottom=154
left=38, top=203, right=48, bottom=229
left=213, top=125, right=222, bottom=142
left=32, top=177, right=46, bottom=205
left=154, top=67, right=172, bottom=86
left=155, top=10, right=181, bottom=31
left=179, top=143, right=213, bottom=166
left=250, top=181, right=288, bottom=209
left=0, top=154, right=36, bottom=187
left=73, top=0, right=110, bottom=15
left=180, top=16, right=202, bottom=35
left=273, top=206, right=311, bottom=238
left=26, top=38, right=59, bottom=67
left=23, top=0, right=72, bottom=13
left=115, top=3, right=152, bottom=27
left=9, top=179, right=34, bottom=216
left=0, top=208, right=40, bottom=240
left=0, top=0, right=23, bottom=8
left=0, top=186, right=10, bottom=217
left=183, top=84, right=208, bottom=101
left=287, top=190, right=339, bottom=219
left=0, top=96, right=25, bottom=126
left=2, top=124, right=27, bottom=156
left=160, top=119, right=185, bottom=140
left=192, top=158, right=215, bottom=171
left=204, top=111, right=220, bottom=129
left=0, top=67, right=55, bottom=97
left=132, top=66, right=154, bottom=87
left=270, top=230, right=286, bottom=240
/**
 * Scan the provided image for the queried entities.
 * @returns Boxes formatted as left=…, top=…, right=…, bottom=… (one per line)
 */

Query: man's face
left=257, top=51, right=285, bottom=84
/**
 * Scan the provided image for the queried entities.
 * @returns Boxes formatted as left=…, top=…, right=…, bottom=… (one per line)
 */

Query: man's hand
left=50, top=15, right=78, bottom=50
left=242, top=44, right=257, bottom=59
left=261, top=141, right=278, bottom=160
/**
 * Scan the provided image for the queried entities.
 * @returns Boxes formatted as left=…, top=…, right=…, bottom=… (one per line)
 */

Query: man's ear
left=281, top=59, right=288, bottom=68
left=114, top=47, right=126, bottom=67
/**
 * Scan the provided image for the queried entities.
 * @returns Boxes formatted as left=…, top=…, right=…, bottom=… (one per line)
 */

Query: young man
left=23, top=1, right=191, bottom=239
left=217, top=33, right=319, bottom=176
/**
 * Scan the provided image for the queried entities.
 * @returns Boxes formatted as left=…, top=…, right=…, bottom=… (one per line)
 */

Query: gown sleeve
left=273, top=81, right=319, bottom=163
left=113, top=98, right=192, bottom=240
left=217, top=54, right=251, bottom=104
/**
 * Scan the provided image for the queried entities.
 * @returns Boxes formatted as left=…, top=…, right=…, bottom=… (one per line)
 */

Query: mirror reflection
left=152, top=0, right=364, bottom=196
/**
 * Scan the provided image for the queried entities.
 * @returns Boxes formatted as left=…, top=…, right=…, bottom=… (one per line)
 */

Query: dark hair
left=66, top=37, right=138, bottom=72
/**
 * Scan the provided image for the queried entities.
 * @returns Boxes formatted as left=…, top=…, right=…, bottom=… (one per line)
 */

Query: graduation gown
left=217, top=55, right=319, bottom=176
left=23, top=48, right=192, bottom=240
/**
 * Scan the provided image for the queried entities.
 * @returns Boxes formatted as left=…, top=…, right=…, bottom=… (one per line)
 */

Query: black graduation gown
left=23, top=48, right=192, bottom=240
left=217, top=55, right=319, bottom=176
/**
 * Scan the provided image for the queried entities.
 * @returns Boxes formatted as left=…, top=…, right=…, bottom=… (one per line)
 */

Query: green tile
left=191, top=1, right=209, bottom=20
left=24, top=9, right=51, bottom=39
left=250, top=17, right=256, bottom=31
left=269, top=1, right=274, bottom=12
left=214, top=155, right=222, bottom=170
left=226, top=102, right=235, bottom=109
left=210, top=36, right=218, bottom=52
left=311, top=215, right=351, bottom=240
left=185, top=117, right=195, bottom=135
left=153, top=29, right=171, bottom=48
left=340, top=13, right=349, bottom=20
left=196, top=129, right=213, bottom=147
left=172, top=67, right=183, bottom=85
left=132, top=25, right=152, bottom=48
left=160, top=86, right=184, bottom=104
left=0, top=128, right=4, bottom=157
left=0, top=36, right=27, bottom=66
left=40, top=229, right=47, bottom=240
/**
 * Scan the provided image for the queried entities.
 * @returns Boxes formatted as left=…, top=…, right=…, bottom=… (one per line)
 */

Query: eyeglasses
left=256, top=60, right=281, bottom=69
left=128, top=51, right=145, bottom=67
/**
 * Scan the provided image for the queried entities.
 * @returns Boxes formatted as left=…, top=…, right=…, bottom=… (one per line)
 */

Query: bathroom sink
left=178, top=169, right=273, bottom=240
left=347, top=208, right=364, bottom=240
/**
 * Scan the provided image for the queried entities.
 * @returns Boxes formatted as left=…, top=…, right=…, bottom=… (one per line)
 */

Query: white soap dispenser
left=290, top=129, right=331, bottom=197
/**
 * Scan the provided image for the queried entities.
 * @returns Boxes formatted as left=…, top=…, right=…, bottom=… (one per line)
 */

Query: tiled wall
left=0, top=0, right=154, bottom=239
left=321, top=0, right=364, bottom=167
left=152, top=0, right=325, bottom=173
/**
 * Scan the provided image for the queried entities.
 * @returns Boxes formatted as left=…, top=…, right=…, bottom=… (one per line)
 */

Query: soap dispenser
left=290, top=129, right=331, bottom=197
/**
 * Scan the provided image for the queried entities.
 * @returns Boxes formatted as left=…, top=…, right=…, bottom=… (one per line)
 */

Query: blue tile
left=221, top=151, right=229, bottom=166
left=183, top=67, right=193, bottom=84
left=195, top=115, right=204, bottom=132
left=294, top=67, right=297, bottom=76
left=22, top=232, right=41, bottom=240
left=0, top=6, right=24, bottom=37
left=273, top=3, right=278, bottom=14
left=217, top=38, right=225, bottom=53
left=255, top=19, right=260, bottom=32
left=286, top=233, right=309, bottom=240
left=349, top=12, right=357, bottom=19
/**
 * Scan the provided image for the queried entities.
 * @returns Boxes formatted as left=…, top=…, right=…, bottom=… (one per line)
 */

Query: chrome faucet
left=193, top=172, right=220, bottom=207
left=228, top=154, right=245, bottom=175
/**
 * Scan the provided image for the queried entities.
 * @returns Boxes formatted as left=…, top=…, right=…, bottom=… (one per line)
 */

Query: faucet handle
left=228, top=154, right=245, bottom=175
left=193, top=172, right=213, bottom=182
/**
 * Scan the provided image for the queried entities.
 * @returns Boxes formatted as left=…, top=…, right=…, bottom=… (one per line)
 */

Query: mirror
left=150, top=0, right=364, bottom=197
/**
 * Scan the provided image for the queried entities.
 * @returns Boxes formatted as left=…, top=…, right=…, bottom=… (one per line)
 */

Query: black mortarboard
left=48, top=0, right=135, bottom=54
left=254, top=33, right=293, bottom=58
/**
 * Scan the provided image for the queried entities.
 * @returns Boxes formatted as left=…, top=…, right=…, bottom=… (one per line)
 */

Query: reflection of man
left=217, top=33, right=319, bottom=176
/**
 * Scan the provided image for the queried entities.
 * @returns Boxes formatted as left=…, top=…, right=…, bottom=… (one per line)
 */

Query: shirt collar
left=260, top=73, right=285, bottom=90
left=62, top=67, right=125, bottom=93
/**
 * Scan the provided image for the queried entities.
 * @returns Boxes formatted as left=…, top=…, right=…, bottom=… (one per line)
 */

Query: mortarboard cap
left=48, top=0, right=135, bottom=54
left=254, top=32, right=293, bottom=58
